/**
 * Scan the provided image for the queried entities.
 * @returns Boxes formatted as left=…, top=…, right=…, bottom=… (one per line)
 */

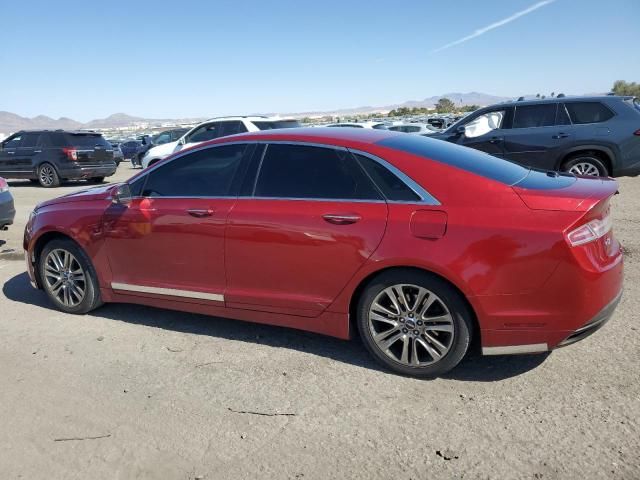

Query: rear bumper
left=0, top=191, right=16, bottom=229
left=58, top=164, right=117, bottom=180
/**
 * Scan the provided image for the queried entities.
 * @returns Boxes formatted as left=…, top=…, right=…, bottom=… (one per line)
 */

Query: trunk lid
left=65, top=133, right=114, bottom=165
left=512, top=169, right=619, bottom=212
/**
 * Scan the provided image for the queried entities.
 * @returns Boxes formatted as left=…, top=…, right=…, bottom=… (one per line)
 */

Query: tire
left=39, top=238, right=103, bottom=314
left=562, top=153, right=608, bottom=177
left=89, top=177, right=105, bottom=184
left=357, top=270, right=473, bottom=377
left=38, top=163, right=60, bottom=188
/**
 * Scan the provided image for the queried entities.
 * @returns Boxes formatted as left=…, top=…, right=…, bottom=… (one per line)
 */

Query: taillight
left=0, top=178, right=8, bottom=193
left=63, top=147, right=78, bottom=161
left=634, top=129, right=640, bottom=136
left=567, top=211, right=613, bottom=247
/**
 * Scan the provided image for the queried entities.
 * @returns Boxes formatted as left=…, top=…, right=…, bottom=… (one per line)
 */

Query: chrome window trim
left=111, top=282, right=224, bottom=302
left=131, top=139, right=440, bottom=206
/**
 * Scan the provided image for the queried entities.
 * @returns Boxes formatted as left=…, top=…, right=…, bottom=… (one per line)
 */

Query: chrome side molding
left=111, top=282, right=224, bottom=302
left=482, top=343, right=548, bottom=355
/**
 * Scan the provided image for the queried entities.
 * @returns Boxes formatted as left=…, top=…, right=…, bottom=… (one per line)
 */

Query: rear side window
left=252, top=120, right=301, bottom=130
left=65, top=134, right=110, bottom=148
left=354, top=153, right=420, bottom=202
left=142, top=144, right=247, bottom=197
left=513, top=104, right=557, bottom=128
left=255, top=144, right=381, bottom=200
left=377, top=135, right=529, bottom=186
left=565, top=102, right=614, bottom=124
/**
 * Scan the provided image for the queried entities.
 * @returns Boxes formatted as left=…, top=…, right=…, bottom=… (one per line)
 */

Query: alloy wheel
left=569, top=161, right=600, bottom=176
left=43, top=249, right=87, bottom=307
left=368, top=284, right=455, bottom=367
left=39, top=165, right=56, bottom=186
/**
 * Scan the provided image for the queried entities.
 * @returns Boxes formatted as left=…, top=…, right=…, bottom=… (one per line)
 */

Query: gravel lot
left=1, top=164, right=638, bottom=479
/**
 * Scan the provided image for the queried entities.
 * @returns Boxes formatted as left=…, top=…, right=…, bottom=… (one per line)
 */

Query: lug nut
left=408, top=313, right=414, bottom=318
left=413, top=330, right=419, bottom=335
left=417, top=320, right=423, bottom=326
left=402, top=328, right=408, bottom=333
left=399, top=318, right=405, bottom=323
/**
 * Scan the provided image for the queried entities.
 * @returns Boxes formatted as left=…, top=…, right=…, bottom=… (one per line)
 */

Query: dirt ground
left=1, top=164, right=638, bottom=479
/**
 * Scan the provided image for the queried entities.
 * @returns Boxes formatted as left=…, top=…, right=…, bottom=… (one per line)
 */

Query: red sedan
left=23, top=128, right=623, bottom=377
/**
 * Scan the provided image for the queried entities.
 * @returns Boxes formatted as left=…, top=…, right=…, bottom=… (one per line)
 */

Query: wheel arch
left=557, top=145, right=616, bottom=175
left=32, top=231, right=84, bottom=288
left=347, top=265, right=481, bottom=347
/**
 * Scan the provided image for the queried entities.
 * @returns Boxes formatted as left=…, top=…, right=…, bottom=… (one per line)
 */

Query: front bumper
left=0, top=191, right=16, bottom=229
left=58, top=164, right=117, bottom=180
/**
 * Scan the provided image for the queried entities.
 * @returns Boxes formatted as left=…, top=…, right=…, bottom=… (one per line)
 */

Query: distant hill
left=0, top=92, right=513, bottom=134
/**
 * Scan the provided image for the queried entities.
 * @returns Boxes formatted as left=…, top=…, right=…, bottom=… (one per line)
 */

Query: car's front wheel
left=39, top=238, right=103, bottom=314
left=357, top=270, right=473, bottom=377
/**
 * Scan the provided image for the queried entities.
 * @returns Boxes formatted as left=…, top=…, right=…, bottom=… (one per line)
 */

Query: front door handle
left=323, top=213, right=361, bottom=225
left=6, top=151, right=15, bottom=155
left=187, top=208, right=214, bottom=218
left=489, top=136, right=503, bottom=144
left=552, top=133, right=571, bottom=139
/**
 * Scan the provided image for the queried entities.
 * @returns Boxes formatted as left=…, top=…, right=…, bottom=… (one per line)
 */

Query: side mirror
left=179, top=137, right=187, bottom=145
left=111, top=183, right=132, bottom=206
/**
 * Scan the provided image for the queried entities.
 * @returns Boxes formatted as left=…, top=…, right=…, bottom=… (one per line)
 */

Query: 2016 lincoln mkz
left=23, top=128, right=624, bottom=376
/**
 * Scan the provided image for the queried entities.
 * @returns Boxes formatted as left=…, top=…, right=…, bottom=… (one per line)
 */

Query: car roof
left=492, top=95, right=631, bottom=109
left=203, top=115, right=298, bottom=122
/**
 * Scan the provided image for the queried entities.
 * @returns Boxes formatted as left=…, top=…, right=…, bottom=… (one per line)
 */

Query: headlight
left=28, top=209, right=38, bottom=224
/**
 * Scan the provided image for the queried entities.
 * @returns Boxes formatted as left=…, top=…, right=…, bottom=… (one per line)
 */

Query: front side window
left=565, top=102, right=614, bottom=124
left=141, top=144, right=247, bottom=197
left=254, top=144, right=381, bottom=200
left=3, top=135, right=23, bottom=148
left=154, top=132, right=171, bottom=144
left=221, top=121, right=248, bottom=136
left=512, top=104, right=557, bottom=129
left=464, top=110, right=505, bottom=138
left=187, top=123, right=222, bottom=143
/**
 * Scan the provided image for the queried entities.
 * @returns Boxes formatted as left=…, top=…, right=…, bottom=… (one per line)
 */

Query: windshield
left=253, top=120, right=301, bottom=130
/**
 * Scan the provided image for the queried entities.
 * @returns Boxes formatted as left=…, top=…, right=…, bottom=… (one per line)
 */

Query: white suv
left=141, top=116, right=301, bottom=168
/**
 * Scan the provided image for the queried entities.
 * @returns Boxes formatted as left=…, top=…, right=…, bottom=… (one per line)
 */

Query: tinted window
left=153, top=132, right=172, bottom=144
left=565, top=102, right=614, bottom=124
left=221, top=121, right=248, bottom=135
left=354, top=154, right=420, bottom=202
left=372, top=123, right=388, bottom=130
left=404, top=126, right=421, bottom=133
left=47, top=133, right=67, bottom=147
left=252, top=120, right=301, bottom=130
left=3, top=135, right=23, bottom=148
left=255, top=144, right=381, bottom=200
left=142, top=144, right=247, bottom=197
left=556, top=104, right=572, bottom=125
left=377, top=135, right=529, bottom=186
left=20, top=133, right=40, bottom=148
left=66, top=134, right=110, bottom=148
left=513, top=104, right=557, bottom=128
left=188, top=123, right=222, bottom=143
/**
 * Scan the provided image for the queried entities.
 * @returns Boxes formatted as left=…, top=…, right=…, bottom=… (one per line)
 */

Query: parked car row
left=24, top=127, right=624, bottom=377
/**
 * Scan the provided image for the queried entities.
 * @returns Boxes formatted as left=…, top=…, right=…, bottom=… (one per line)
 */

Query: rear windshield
left=377, top=135, right=529, bottom=185
left=65, top=133, right=110, bottom=148
left=252, top=120, right=301, bottom=130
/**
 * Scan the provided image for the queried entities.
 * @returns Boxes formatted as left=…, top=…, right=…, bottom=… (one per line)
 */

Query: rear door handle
left=187, top=208, right=214, bottom=218
left=323, top=213, right=361, bottom=225
left=552, top=133, right=571, bottom=139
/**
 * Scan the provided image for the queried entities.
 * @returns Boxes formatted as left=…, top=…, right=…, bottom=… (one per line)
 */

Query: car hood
left=37, top=184, right=115, bottom=209
left=146, top=141, right=179, bottom=157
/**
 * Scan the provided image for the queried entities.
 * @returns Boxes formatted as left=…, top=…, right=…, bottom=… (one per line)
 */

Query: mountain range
left=0, top=92, right=513, bottom=133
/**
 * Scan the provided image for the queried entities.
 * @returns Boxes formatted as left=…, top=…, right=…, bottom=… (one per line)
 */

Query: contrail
left=431, top=0, right=557, bottom=53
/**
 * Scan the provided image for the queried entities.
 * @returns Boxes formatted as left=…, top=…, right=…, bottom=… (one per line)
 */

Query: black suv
left=431, top=96, right=640, bottom=177
left=0, top=130, right=117, bottom=187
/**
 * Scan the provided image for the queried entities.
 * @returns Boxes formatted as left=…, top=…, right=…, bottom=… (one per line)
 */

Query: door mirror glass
left=112, top=183, right=132, bottom=205
left=464, top=111, right=505, bottom=138
left=179, top=137, right=187, bottom=145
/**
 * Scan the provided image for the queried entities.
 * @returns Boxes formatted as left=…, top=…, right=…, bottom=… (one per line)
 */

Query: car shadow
left=2, top=272, right=549, bottom=382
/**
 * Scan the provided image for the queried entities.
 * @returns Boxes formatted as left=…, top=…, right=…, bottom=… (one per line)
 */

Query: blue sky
left=1, top=0, right=638, bottom=121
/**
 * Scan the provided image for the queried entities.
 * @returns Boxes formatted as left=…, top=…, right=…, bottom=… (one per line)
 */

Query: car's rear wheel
left=562, top=154, right=608, bottom=177
left=357, top=270, right=472, bottom=377
left=39, top=238, right=103, bottom=314
left=38, top=163, right=60, bottom=188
